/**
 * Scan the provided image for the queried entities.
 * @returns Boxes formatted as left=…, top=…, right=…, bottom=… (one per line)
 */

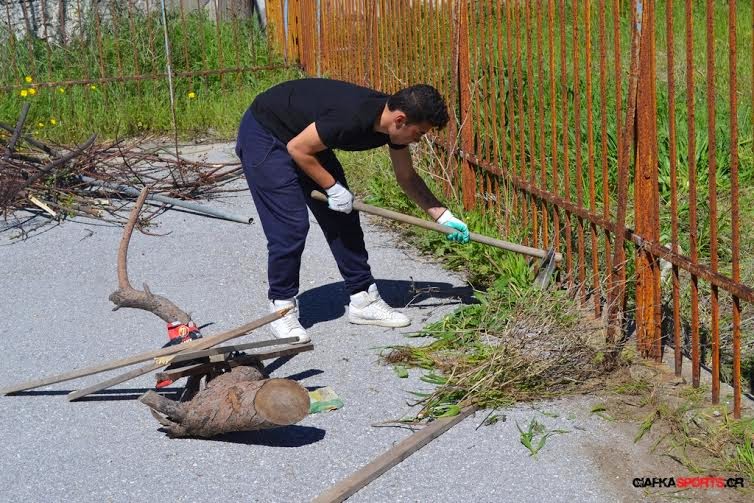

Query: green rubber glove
left=437, top=209, right=470, bottom=244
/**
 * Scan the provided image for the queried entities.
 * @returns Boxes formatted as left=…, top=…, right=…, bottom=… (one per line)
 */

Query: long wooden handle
left=311, top=191, right=561, bottom=261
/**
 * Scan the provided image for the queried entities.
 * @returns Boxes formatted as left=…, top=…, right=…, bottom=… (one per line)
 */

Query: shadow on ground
left=169, top=424, right=327, bottom=447
left=297, top=279, right=477, bottom=329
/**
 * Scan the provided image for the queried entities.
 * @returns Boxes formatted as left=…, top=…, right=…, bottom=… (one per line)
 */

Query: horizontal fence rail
left=269, top=0, right=754, bottom=418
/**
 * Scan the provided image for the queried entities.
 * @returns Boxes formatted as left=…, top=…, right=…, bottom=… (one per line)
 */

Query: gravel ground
left=0, top=142, right=736, bottom=503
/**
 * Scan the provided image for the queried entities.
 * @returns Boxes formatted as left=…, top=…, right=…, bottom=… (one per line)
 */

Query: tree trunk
left=140, top=366, right=310, bottom=438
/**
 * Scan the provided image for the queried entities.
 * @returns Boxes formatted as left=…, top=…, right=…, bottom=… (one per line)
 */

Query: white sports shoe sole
left=347, top=313, right=411, bottom=328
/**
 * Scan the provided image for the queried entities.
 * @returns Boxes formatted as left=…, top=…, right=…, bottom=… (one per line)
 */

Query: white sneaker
left=348, top=284, right=411, bottom=328
left=269, top=299, right=310, bottom=344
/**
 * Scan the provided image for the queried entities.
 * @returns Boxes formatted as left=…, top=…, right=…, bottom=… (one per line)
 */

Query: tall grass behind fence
left=1, top=1, right=293, bottom=141
left=272, top=0, right=754, bottom=419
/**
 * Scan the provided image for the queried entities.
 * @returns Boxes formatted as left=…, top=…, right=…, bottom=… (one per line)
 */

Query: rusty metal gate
left=271, top=0, right=754, bottom=418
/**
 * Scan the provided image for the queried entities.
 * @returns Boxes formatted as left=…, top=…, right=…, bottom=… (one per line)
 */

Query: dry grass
left=383, top=285, right=617, bottom=419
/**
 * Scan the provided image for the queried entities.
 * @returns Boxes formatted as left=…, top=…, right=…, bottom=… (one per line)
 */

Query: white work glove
left=325, top=182, right=354, bottom=214
left=437, top=209, right=470, bottom=244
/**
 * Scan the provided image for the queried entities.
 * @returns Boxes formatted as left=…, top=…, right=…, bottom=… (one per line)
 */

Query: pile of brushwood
left=1, top=104, right=244, bottom=237
left=384, top=277, right=617, bottom=420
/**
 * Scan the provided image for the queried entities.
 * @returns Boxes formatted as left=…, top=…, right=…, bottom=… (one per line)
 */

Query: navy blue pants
left=236, top=110, right=374, bottom=300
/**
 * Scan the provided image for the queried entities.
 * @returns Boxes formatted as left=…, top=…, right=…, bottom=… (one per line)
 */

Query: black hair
left=387, top=84, right=449, bottom=130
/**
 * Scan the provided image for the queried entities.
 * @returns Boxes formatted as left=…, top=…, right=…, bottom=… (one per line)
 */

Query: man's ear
left=394, top=112, right=407, bottom=128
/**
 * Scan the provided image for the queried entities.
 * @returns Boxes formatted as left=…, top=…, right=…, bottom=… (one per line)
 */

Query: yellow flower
left=24, top=76, right=32, bottom=83
left=49, top=118, right=57, bottom=126
left=28, top=87, right=36, bottom=96
left=20, top=89, right=28, bottom=97
left=36, top=122, right=44, bottom=128
left=57, top=87, right=65, bottom=94
left=187, top=91, right=196, bottom=99
left=90, top=84, right=97, bottom=91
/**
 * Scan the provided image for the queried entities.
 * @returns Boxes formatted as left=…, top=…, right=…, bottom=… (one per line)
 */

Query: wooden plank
left=66, top=337, right=300, bottom=402
left=1, top=308, right=290, bottom=395
left=311, top=407, right=477, bottom=503
left=156, top=340, right=310, bottom=365
left=67, top=362, right=164, bottom=401
left=155, top=362, right=227, bottom=382
left=154, top=343, right=314, bottom=382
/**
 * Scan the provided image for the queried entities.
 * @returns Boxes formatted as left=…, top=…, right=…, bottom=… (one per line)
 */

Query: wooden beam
left=1, top=309, right=290, bottom=395
left=66, top=337, right=301, bottom=402
left=154, top=343, right=314, bottom=383
left=156, top=341, right=311, bottom=366
left=311, top=407, right=477, bottom=503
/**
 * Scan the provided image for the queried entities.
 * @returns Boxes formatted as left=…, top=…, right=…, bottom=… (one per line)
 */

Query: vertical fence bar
left=728, top=0, right=741, bottom=419
left=559, top=0, right=573, bottom=284
left=4, top=3, right=19, bottom=82
left=496, top=0, right=506, bottom=174
left=666, top=0, right=682, bottom=376
left=93, top=5, right=109, bottom=107
left=536, top=0, right=549, bottom=249
left=39, top=0, right=54, bottom=82
left=333, top=0, right=342, bottom=79
left=480, top=0, right=492, bottom=164
left=611, top=0, right=625, bottom=317
left=231, top=6, right=243, bottom=85
left=504, top=0, right=516, bottom=232
left=108, top=3, right=125, bottom=80
left=599, top=0, right=611, bottom=318
left=609, top=0, right=642, bottom=347
left=458, top=0, right=474, bottom=210
left=515, top=3, right=527, bottom=233
left=321, top=0, right=330, bottom=76
left=585, top=0, right=599, bottom=317
left=215, top=0, right=226, bottom=85
left=705, top=0, right=720, bottom=403
left=145, top=0, right=158, bottom=78
left=126, top=1, right=142, bottom=86
left=57, top=0, right=66, bottom=45
left=371, top=0, right=380, bottom=88
left=345, top=0, right=354, bottom=82
left=354, top=0, right=363, bottom=84
left=19, top=0, right=39, bottom=80
left=573, top=0, right=586, bottom=299
left=635, top=0, right=660, bottom=359
left=685, top=0, right=700, bottom=387
left=525, top=0, right=538, bottom=246
left=548, top=0, right=559, bottom=252
left=179, top=0, right=189, bottom=90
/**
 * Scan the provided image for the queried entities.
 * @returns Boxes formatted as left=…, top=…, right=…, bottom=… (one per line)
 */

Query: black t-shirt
left=250, top=78, right=406, bottom=151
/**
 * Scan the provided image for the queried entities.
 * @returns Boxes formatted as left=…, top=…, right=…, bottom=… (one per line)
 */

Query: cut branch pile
left=1, top=105, right=245, bottom=236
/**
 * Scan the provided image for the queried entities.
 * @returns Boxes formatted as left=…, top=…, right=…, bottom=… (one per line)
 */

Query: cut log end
left=254, top=378, right=311, bottom=426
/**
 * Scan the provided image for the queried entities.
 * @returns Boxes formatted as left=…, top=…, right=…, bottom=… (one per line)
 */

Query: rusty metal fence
left=1, top=0, right=285, bottom=133
left=271, top=0, right=754, bottom=418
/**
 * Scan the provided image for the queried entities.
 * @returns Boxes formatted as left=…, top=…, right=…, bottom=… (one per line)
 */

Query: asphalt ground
left=0, top=142, right=737, bottom=503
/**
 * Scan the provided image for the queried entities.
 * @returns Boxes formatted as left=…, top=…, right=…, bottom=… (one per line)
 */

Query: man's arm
left=286, top=123, right=336, bottom=189
left=389, top=146, right=446, bottom=221
left=287, top=122, right=353, bottom=213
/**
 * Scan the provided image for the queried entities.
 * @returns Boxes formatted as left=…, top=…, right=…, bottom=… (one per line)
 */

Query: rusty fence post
left=634, top=0, right=660, bottom=360
left=287, top=0, right=302, bottom=66
left=458, top=0, right=475, bottom=210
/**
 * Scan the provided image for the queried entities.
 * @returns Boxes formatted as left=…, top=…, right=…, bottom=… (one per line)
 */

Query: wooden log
left=141, top=368, right=310, bottom=438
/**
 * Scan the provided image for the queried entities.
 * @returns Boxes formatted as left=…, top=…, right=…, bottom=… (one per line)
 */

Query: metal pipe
left=80, top=176, right=253, bottom=225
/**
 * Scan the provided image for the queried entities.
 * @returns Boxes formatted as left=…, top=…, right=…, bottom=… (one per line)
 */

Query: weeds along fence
left=0, top=0, right=290, bottom=138
left=269, top=0, right=754, bottom=418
